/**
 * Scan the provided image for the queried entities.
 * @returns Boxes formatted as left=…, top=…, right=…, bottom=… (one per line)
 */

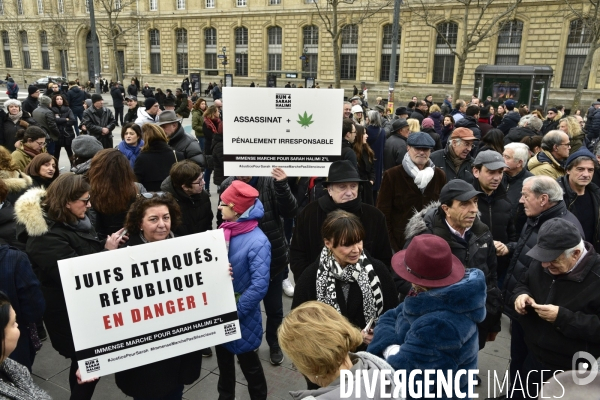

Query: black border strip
left=224, top=155, right=340, bottom=162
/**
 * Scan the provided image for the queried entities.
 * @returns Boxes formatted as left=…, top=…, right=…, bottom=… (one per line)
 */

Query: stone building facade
left=0, top=0, right=599, bottom=107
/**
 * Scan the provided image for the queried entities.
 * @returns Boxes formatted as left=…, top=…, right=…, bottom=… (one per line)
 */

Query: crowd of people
left=0, top=86, right=599, bottom=400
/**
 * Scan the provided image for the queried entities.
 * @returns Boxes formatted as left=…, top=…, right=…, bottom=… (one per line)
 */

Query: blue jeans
left=263, top=271, right=284, bottom=348
left=72, top=108, right=84, bottom=136
left=198, top=137, right=205, bottom=152
left=133, top=385, right=183, bottom=400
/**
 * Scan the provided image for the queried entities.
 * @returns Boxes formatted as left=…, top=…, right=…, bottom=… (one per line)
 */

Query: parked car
left=33, top=76, right=68, bottom=91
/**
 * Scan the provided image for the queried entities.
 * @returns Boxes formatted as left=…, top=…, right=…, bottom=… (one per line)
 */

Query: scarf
left=220, top=220, right=258, bottom=248
left=316, top=246, right=384, bottom=322
left=118, top=139, right=145, bottom=168
left=22, top=145, right=42, bottom=159
left=65, top=215, right=93, bottom=233
left=204, top=117, right=222, bottom=134
left=447, top=145, right=464, bottom=171
left=139, top=231, right=175, bottom=243
left=8, top=111, right=22, bottom=123
left=402, top=153, right=435, bottom=192
left=318, top=193, right=362, bottom=215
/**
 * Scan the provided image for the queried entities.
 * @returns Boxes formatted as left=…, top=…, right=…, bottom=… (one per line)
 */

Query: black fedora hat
left=323, top=160, right=368, bottom=186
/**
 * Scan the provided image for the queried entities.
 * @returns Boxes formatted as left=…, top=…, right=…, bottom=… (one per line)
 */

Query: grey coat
left=383, top=133, right=407, bottom=170
left=32, top=105, right=60, bottom=141
left=167, top=125, right=206, bottom=167
left=0, top=358, right=52, bottom=400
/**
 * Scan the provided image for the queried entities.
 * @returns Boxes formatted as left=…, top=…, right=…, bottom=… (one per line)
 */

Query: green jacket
left=191, top=109, right=204, bottom=138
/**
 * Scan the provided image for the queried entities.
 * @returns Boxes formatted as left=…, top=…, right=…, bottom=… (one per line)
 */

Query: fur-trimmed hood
left=0, top=170, right=32, bottom=193
left=404, top=201, right=440, bottom=242
left=14, top=187, right=49, bottom=237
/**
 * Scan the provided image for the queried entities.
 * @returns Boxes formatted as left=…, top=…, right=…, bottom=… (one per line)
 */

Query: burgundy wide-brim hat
left=392, top=234, right=465, bottom=288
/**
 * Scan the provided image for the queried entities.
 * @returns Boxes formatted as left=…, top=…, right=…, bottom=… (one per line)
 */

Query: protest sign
left=222, top=87, right=343, bottom=177
left=59, top=229, right=240, bottom=380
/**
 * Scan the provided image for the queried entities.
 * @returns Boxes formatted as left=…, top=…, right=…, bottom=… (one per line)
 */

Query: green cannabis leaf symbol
left=297, top=111, right=314, bottom=128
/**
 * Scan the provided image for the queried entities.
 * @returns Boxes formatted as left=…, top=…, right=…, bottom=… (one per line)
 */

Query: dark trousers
left=134, top=385, right=184, bottom=400
left=263, top=271, right=284, bottom=348
left=114, top=106, right=124, bottom=125
left=69, top=358, right=99, bottom=400
left=215, top=345, right=267, bottom=400
left=97, top=134, right=113, bottom=149
left=72, top=108, right=84, bottom=136
left=54, top=141, right=73, bottom=164
left=509, top=320, right=530, bottom=395
left=46, top=140, right=56, bottom=158
left=204, top=167, right=213, bottom=191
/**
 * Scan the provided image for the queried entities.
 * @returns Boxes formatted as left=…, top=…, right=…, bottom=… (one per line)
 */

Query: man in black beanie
left=22, top=85, right=40, bottom=115
left=135, top=97, right=160, bottom=127
left=82, top=94, right=116, bottom=149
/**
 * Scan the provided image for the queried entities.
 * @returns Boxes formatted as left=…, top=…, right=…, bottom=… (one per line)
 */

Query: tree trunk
left=333, top=37, right=341, bottom=89
left=112, top=36, right=122, bottom=82
left=453, top=54, right=467, bottom=103
left=572, top=43, right=600, bottom=111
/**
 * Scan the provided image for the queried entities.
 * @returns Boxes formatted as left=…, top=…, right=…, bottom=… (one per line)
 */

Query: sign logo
left=275, top=94, right=291, bottom=109
left=85, top=358, right=100, bottom=373
left=297, top=112, right=314, bottom=129
left=572, top=351, right=599, bottom=385
left=224, top=323, right=237, bottom=336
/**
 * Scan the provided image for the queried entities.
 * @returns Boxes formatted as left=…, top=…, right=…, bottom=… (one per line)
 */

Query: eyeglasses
left=558, top=142, right=571, bottom=147
left=191, top=177, right=205, bottom=185
left=35, top=141, right=47, bottom=147
left=139, top=192, right=166, bottom=199
left=78, top=196, right=91, bottom=206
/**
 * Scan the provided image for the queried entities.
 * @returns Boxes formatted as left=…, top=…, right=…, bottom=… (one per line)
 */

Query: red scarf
left=220, top=220, right=258, bottom=244
left=204, top=117, right=223, bottom=135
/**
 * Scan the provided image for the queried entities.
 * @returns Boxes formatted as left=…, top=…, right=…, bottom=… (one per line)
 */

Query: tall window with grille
left=0, top=0, right=4, bottom=15
left=176, top=28, right=188, bottom=74
left=205, top=0, right=214, bottom=7
left=236, top=0, right=246, bottom=6
left=37, top=0, right=44, bottom=14
left=269, top=0, right=280, bottom=5
left=432, top=22, right=457, bottom=84
left=85, top=0, right=89, bottom=12
left=235, top=27, right=248, bottom=76
left=380, top=24, right=401, bottom=82
left=205, top=28, right=217, bottom=70
left=1, top=32, right=11, bottom=68
left=303, top=25, right=318, bottom=78
left=340, top=25, right=358, bottom=80
left=267, top=26, right=282, bottom=72
left=40, top=31, right=50, bottom=70
left=149, top=0, right=157, bottom=10
left=20, top=32, right=31, bottom=69
left=176, top=0, right=185, bottom=9
left=149, top=29, right=161, bottom=74
left=57, top=0, right=64, bottom=13
left=495, top=20, right=522, bottom=65
left=17, top=0, right=23, bottom=14
left=561, top=19, right=591, bottom=89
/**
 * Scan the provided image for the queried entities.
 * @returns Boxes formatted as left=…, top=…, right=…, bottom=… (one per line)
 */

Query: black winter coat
left=211, top=133, right=226, bottom=186
left=218, top=176, right=298, bottom=277
left=504, top=126, right=539, bottom=145
left=409, top=109, right=425, bottom=124
left=292, top=252, right=399, bottom=331
left=585, top=106, right=600, bottom=140
left=134, top=141, right=183, bottom=192
left=0, top=201, right=24, bottom=250
left=175, top=94, right=190, bottom=119
left=541, top=118, right=560, bottom=135
left=290, top=195, right=393, bottom=281
left=50, top=106, right=76, bottom=144
left=558, top=175, right=600, bottom=252
left=341, top=140, right=358, bottom=171
left=160, top=176, right=213, bottom=236
left=110, top=86, right=124, bottom=108
left=21, top=97, right=38, bottom=116
left=503, top=168, right=533, bottom=233
left=497, top=111, right=521, bottom=135
left=1, top=111, right=36, bottom=152
left=127, top=84, right=138, bottom=97
left=168, top=125, right=206, bottom=167
left=511, top=244, right=600, bottom=370
left=124, top=105, right=139, bottom=124
left=141, top=87, right=154, bottom=98
left=454, top=116, right=482, bottom=139
left=429, top=146, right=475, bottom=184
left=421, top=127, right=442, bottom=150
left=202, top=118, right=219, bottom=156
left=503, top=201, right=584, bottom=319
left=66, top=86, right=86, bottom=112
left=383, top=133, right=407, bottom=170
left=81, top=107, right=116, bottom=140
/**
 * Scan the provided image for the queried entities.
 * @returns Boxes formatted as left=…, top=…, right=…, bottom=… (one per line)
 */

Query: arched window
left=205, top=28, right=217, bottom=70
left=432, top=22, right=457, bottom=84
left=40, top=31, right=50, bottom=70
left=176, top=28, right=188, bottom=74
left=340, top=24, right=358, bottom=80
left=149, top=29, right=161, bottom=74
left=303, top=25, right=318, bottom=78
left=20, top=31, right=30, bottom=69
left=495, top=20, right=523, bottom=65
left=267, top=26, right=282, bottom=72
left=235, top=27, right=248, bottom=76
left=561, top=19, right=591, bottom=89
left=380, top=24, right=401, bottom=82
left=1, top=32, right=11, bottom=68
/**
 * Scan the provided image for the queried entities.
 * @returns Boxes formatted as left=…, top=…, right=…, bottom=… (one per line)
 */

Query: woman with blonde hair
left=559, top=115, right=585, bottom=153
left=407, top=118, right=420, bottom=133
left=279, top=301, right=396, bottom=399
left=133, top=124, right=183, bottom=191
left=0, top=146, right=32, bottom=203
left=428, top=103, right=444, bottom=136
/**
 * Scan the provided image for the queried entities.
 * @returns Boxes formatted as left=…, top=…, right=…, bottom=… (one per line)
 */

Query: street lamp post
left=88, top=0, right=102, bottom=94
left=222, top=46, right=227, bottom=86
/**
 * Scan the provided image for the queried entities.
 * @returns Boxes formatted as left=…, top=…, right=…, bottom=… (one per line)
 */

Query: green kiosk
left=473, top=65, right=553, bottom=110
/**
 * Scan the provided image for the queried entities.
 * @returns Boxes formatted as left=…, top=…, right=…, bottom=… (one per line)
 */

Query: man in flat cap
left=512, top=218, right=600, bottom=398
left=383, top=118, right=410, bottom=170
left=430, top=127, right=478, bottom=184
left=404, top=180, right=502, bottom=348
left=378, top=132, right=446, bottom=252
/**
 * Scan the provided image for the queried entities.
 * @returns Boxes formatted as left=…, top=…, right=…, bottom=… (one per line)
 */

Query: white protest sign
left=222, top=87, right=343, bottom=177
left=59, top=229, right=240, bottom=380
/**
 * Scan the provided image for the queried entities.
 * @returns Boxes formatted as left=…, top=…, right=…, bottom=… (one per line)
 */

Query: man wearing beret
left=82, top=94, right=116, bottom=149
left=512, top=218, right=600, bottom=398
left=557, top=148, right=600, bottom=252
left=135, top=97, right=160, bottom=127
left=430, top=127, right=477, bottom=184
left=377, top=132, right=446, bottom=252
left=405, top=179, right=502, bottom=348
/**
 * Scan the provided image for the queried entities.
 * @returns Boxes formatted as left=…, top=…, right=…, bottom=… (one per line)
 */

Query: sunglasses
left=139, top=192, right=166, bottom=199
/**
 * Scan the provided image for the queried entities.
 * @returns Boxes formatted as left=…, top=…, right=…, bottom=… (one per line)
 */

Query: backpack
left=187, top=98, right=193, bottom=111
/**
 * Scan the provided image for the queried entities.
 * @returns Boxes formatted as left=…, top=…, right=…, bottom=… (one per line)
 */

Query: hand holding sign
left=271, top=167, right=288, bottom=181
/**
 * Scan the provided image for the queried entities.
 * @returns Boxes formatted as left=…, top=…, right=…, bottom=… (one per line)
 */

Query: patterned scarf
left=316, top=246, right=384, bottom=322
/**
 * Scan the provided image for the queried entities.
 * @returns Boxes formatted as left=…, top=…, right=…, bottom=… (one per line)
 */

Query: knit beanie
left=72, top=135, right=103, bottom=158
left=220, top=180, right=259, bottom=215
left=91, top=94, right=103, bottom=104
left=28, top=85, right=39, bottom=95
left=422, top=118, right=435, bottom=129
left=565, top=148, right=596, bottom=170
left=84, top=99, right=93, bottom=109
left=144, top=97, right=158, bottom=109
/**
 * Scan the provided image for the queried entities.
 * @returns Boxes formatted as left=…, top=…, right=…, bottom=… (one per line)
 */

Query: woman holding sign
left=216, top=180, right=270, bottom=400
left=115, top=192, right=204, bottom=400
left=14, top=173, right=126, bottom=400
